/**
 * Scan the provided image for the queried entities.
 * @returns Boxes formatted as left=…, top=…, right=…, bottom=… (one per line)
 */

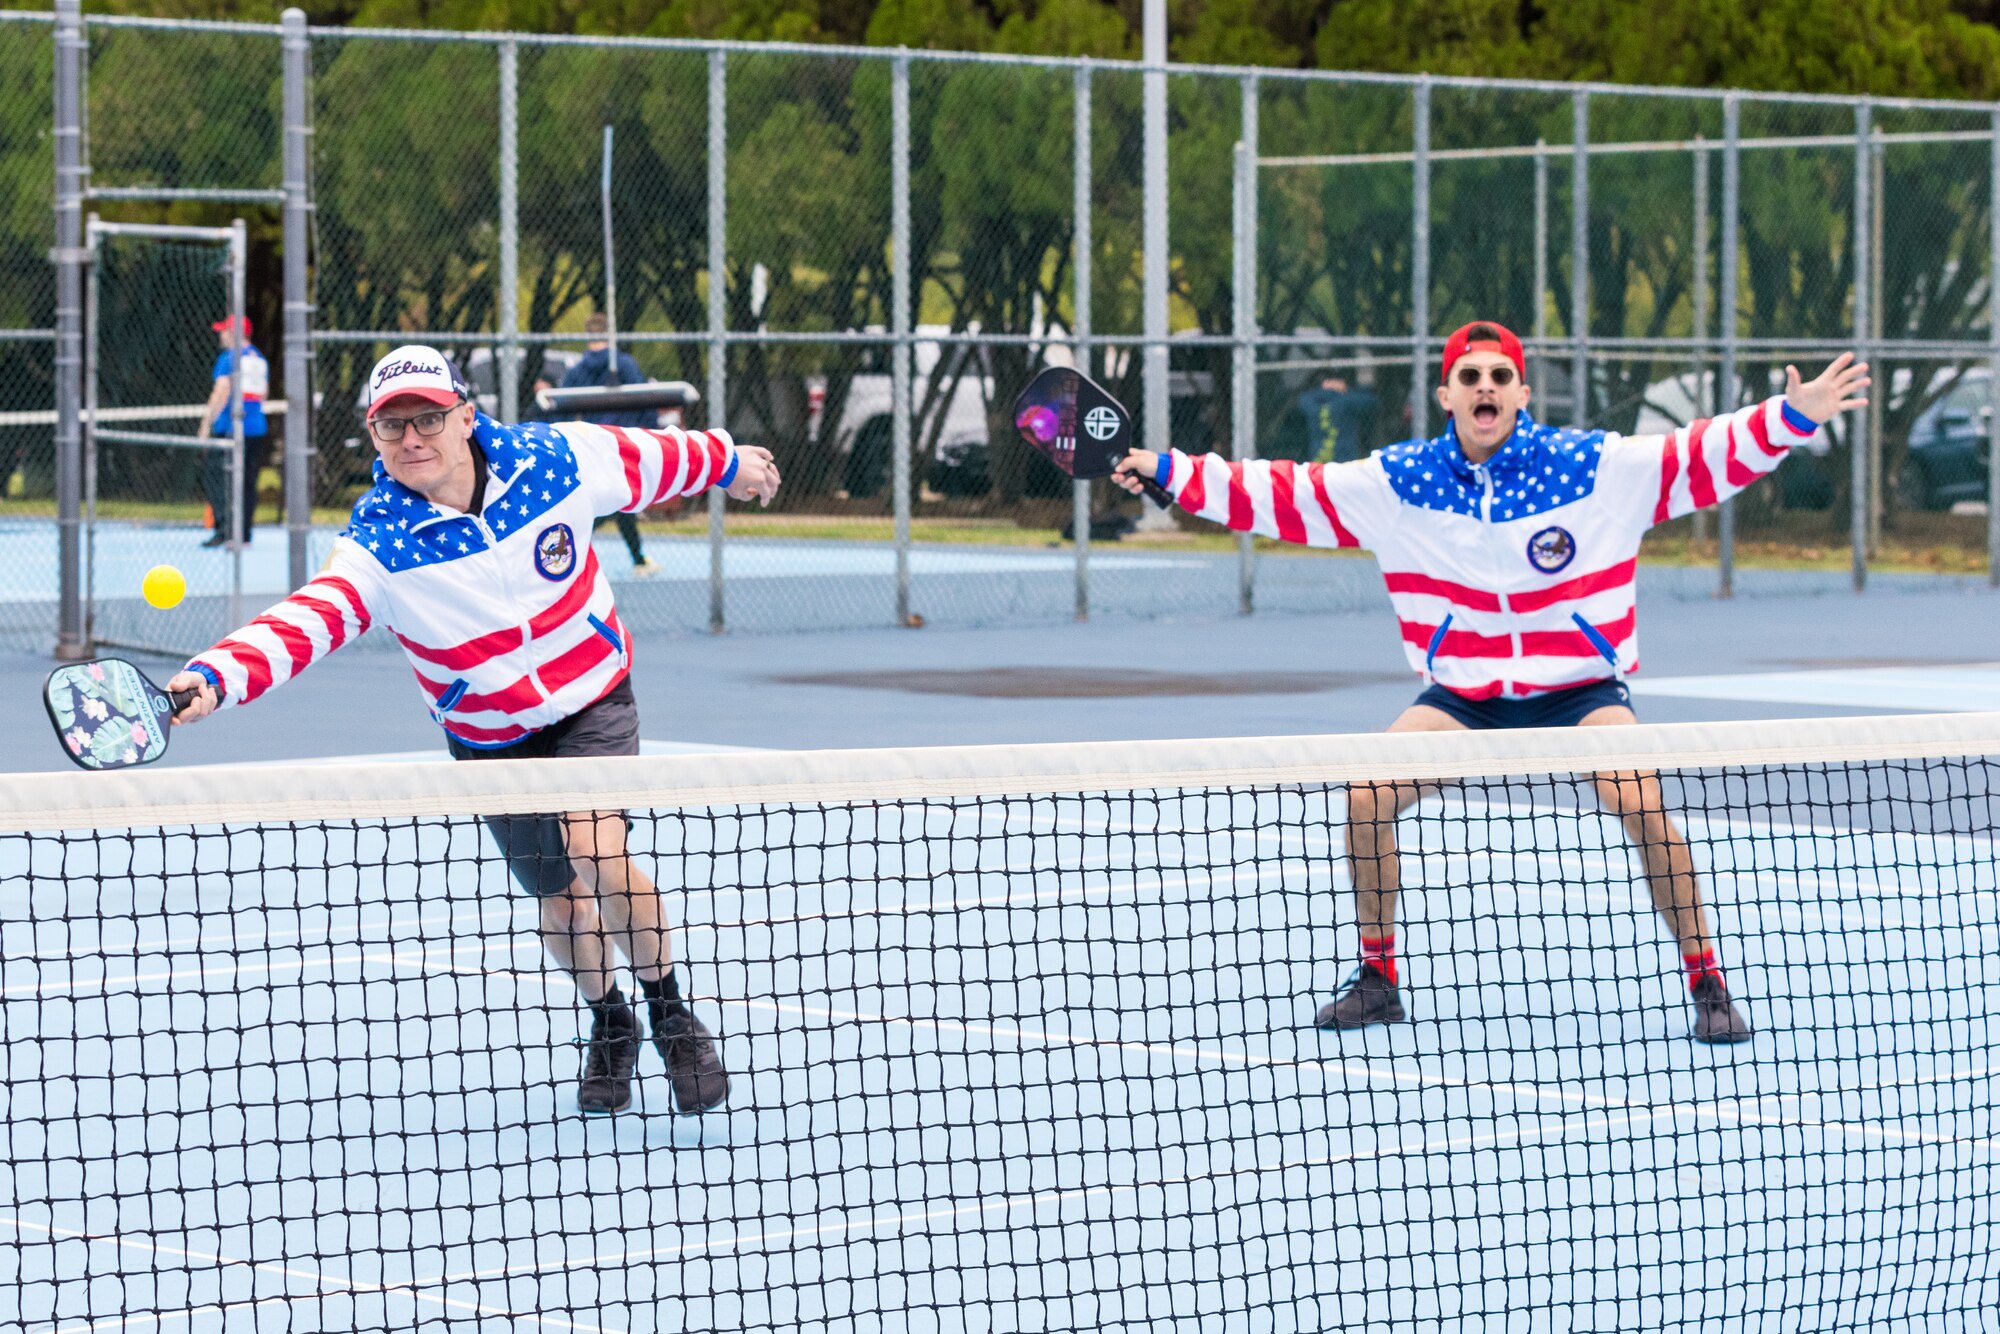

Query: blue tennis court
left=3, top=763, right=1994, bottom=1333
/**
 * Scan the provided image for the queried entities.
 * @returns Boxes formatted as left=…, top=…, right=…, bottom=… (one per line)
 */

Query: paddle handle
left=167, top=687, right=199, bottom=715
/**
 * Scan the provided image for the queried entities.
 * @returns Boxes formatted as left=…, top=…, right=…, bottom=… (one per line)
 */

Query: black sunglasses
left=1454, top=364, right=1517, bottom=387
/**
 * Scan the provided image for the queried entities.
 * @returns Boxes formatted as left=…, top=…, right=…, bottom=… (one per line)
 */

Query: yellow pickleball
left=141, top=564, right=186, bottom=610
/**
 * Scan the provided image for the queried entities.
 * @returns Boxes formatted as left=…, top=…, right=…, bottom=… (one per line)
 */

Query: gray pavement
left=4, top=583, right=1998, bottom=773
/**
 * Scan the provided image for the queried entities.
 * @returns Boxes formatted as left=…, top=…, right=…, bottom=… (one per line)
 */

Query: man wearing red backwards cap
left=165, top=344, right=782, bottom=1116
left=1113, top=322, right=1870, bottom=1043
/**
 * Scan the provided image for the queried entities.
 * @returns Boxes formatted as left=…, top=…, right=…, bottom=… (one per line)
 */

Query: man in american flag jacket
left=168, top=345, right=782, bottom=1115
left=1112, top=321, right=1871, bottom=1044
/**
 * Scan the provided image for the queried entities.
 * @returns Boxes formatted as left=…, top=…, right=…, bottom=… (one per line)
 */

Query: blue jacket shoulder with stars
left=1376, top=411, right=1606, bottom=522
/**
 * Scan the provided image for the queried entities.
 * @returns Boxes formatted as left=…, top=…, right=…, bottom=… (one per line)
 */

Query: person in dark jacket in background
left=555, top=311, right=661, bottom=576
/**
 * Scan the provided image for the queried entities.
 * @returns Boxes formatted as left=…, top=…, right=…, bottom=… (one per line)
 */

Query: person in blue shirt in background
left=548, top=311, right=662, bottom=576
left=199, top=314, right=271, bottom=548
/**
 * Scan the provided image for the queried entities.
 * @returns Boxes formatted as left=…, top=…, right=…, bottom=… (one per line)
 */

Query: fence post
left=53, top=0, right=85, bottom=659
left=498, top=39, right=520, bottom=426
left=1072, top=59, right=1091, bottom=621
left=228, top=218, right=249, bottom=632
left=1851, top=100, right=1870, bottom=593
left=707, top=49, right=727, bottom=634
left=1718, top=93, right=1741, bottom=598
left=891, top=51, right=913, bottom=627
left=1410, top=76, right=1430, bottom=438
left=1143, top=1, right=1169, bottom=461
left=282, top=8, right=312, bottom=591
left=1570, top=89, right=1589, bottom=426
left=1692, top=135, right=1710, bottom=547
left=1234, top=77, right=1258, bottom=616
left=1990, top=106, right=2000, bottom=587
left=1531, top=138, right=1547, bottom=398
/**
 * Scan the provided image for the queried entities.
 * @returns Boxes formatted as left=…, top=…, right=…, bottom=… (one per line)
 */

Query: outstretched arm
left=1110, top=446, right=1387, bottom=550
left=569, top=422, right=782, bottom=513
left=1610, top=353, right=1871, bottom=524
left=166, top=540, right=380, bottom=724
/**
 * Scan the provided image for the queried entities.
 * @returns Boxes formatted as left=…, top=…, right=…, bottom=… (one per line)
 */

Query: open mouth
left=1472, top=403, right=1501, bottom=428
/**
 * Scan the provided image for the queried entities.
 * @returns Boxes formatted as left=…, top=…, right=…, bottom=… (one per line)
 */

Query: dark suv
left=1901, top=373, right=1992, bottom=511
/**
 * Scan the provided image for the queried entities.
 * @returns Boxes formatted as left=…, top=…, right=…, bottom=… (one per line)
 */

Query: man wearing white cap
left=165, top=344, right=781, bottom=1116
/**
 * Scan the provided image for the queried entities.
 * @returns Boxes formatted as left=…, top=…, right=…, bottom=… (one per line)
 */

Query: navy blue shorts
left=1414, top=678, right=1633, bottom=731
left=445, top=676, right=640, bottom=896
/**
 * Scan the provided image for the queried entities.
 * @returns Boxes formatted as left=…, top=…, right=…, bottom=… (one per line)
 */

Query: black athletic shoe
left=200, top=532, right=227, bottom=549
left=577, top=1004, right=641, bottom=1114
left=1690, top=972, right=1753, bottom=1044
left=1314, top=962, right=1407, bottom=1030
left=652, top=1004, right=730, bottom=1114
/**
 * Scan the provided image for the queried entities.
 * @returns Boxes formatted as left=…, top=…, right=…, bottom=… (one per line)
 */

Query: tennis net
left=2, top=712, right=1997, bottom=1332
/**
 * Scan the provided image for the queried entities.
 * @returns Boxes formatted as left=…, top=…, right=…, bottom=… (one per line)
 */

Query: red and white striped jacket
left=1164, top=396, right=1819, bottom=700
left=189, top=413, right=738, bottom=747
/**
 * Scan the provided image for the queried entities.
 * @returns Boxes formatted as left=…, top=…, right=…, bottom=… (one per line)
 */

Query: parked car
left=1900, top=370, right=1991, bottom=511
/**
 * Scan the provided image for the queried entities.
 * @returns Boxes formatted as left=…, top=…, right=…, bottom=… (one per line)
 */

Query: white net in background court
left=2, top=712, right=1996, bottom=1332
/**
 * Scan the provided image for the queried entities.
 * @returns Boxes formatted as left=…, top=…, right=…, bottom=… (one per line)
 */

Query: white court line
left=0, top=1216, right=619, bottom=1334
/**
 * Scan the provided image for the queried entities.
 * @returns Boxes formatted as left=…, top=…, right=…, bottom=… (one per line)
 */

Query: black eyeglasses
left=1455, top=364, right=1517, bottom=387
left=369, top=402, right=461, bottom=444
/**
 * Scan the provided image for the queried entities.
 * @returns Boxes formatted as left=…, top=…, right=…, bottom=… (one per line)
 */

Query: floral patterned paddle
left=43, top=658, right=197, bottom=770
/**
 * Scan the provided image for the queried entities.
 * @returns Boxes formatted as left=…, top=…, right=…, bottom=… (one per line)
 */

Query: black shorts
left=1414, top=677, right=1633, bottom=730
left=445, top=676, right=640, bottom=896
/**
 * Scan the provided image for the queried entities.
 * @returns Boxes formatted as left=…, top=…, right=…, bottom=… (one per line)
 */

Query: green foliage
left=23, top=0, right=2000, bottom=515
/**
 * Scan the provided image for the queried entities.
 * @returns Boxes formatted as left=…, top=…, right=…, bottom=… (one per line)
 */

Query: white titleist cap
left=365, top=344, right=469, bottom=418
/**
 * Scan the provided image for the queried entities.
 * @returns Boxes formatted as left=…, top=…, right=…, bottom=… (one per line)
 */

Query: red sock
left=1362, top=933, right=1398, bottom=985
left=1683, top=947, right=1723, bottom=991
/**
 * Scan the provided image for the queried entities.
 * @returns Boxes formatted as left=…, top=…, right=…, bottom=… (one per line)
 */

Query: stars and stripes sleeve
left=560, top=421, right=739, bottom=516
left=186, top=538, right=381, bottom=709
left=1160, top=449, right=1393, bottom=551
left=1603, top=396, right=1820, bottom=526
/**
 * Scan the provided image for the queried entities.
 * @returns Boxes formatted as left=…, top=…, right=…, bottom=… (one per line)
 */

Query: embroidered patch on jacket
left=1526, top=525, right=1576, bottom=574
left=534, top=523, right=577, bottom=581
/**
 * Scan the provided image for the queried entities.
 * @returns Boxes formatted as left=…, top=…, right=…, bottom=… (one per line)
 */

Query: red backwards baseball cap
left=1439, top=321, right=1525, bottom=383
left=211, top=315, right=251, bottom=337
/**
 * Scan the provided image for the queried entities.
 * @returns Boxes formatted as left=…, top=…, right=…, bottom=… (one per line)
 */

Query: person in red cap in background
left=198, top=314, right=271, bottom=548
left=1111, top=321, right=1870, bottom=1043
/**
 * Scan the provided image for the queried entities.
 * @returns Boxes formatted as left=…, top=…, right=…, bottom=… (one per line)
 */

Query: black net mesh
left=2, top=730, right=1996, bottom=1329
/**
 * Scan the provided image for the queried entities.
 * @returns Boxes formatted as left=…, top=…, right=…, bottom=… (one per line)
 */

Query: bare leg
left=563, top=809, right=672, bottom=985
left=1346, top=704, right=1468, bottom=941
left=1578, top=706, right=1713, bottom=956
left=538, top=882, right=615, bottom=1002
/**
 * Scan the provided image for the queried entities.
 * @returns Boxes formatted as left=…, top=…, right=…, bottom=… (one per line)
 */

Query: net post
left=53, top=0, right=86, bottom=660
left=1691, top=135, right=1710, bottom=549
left=1531, top=139, right=1547, bottom=399
left=228, top=217, right=248, bottom=632
left=706, top=48, right=727, bottom=634
left=1409, top=76, right=1430, bottom=439
left=891, top=50, right=913, bottom=628
left=1718, top=93, right=1741, bottom=598
left=1850, top=99, right=1870, bottom=594
left=1072, top=58, right=1092, bottom=622
left=282, top=7, right=311, bottom=591
left=497, top=38, right=520, bottom=424
left=1990, top=106, right=2000, bottom=587
left=1233, top=78, right=1259, bottom=617
left=1570, top=89, right=1589, bottom=427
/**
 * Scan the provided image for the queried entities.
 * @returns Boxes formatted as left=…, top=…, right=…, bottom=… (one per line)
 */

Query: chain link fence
left=6, top=8, right=1999, bottom=654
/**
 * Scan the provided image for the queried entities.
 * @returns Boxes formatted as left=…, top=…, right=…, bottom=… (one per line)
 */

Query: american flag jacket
left=188, top=412, right=738, bottom=746
left=1163, top=396, right=1819, bottom=700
